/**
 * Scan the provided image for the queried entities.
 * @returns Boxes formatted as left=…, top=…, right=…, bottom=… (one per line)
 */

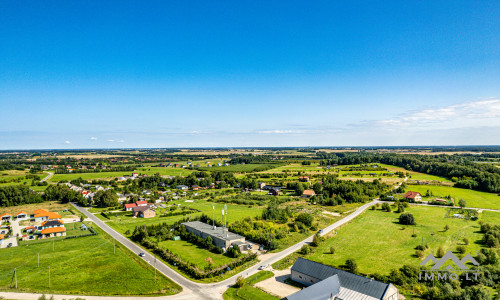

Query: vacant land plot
left=379, top=164, right=452, bottom=182
left=304, top=206, right=499, bottom=275
left=50, top=171, right=137, bottom=182
left=406, top=185, right=500, bottom=210
left=0, top=202, right=71, bottom=216
left=0, top=226, right=181, bottom=295
left=137, top=167, right=194, bottom=176
left=158, top=239, right=234, bottom=269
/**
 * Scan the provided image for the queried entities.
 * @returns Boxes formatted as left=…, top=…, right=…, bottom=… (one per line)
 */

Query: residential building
left=136, top=200, right=148, bottom=207
left=302, top=190, right=316, bottom=198
left=124, top=203, right=137, bottom=211
left=40, top=227, right=66, bottom=239
left=0, top=213, right=12, bottom=221
left=176, top=185, right=189, bottom=190
left=286, top=258, right=399, bottom=300
left=269, top=187, right=281, bottom=196
left=16, top=211, right=28, bottom=220
left=132, top=206, right=155, bottom=218
left=182, top=221, right=248, bottom=251
left=299, top=176, right=310, bottom=182
left=33, top=211, right=62, bottom=222
left=403, top=191, right=422, bottom=202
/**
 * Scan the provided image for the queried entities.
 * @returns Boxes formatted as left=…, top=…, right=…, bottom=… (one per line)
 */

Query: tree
left=93, top=190, right=119, bottom=208
left=444, top=224, right=450, bottom=231
left=295, top=183, right=305, bottom=196
left=399, top=213, right=416, bottom=225
left=345, top=259, right=358, bottom=273
left=458, top=199, right=467, bottom=209
left=296, top=213, right=314, bottom=227
left=330, top=246, right=335, bottom=254
left=382, top=203, right=391, bottom=212
left=311, top=233, right=322, bottom=247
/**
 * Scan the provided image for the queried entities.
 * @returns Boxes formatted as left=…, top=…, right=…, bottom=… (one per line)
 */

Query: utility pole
left=212, top=205, right=215, bottom=229
left=224, top=204, right=227, bottom=229
left=48, top=266, right=51, bottom=289
left=154, top=256, right=157, bottom=280
left=14, top=268, right=17, bottom=288
left=114, top=239, right=116, bottom=254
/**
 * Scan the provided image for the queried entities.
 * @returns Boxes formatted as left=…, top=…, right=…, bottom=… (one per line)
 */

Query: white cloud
left=256, top=129, right=305, bottom=134
left=117, top=139, right=125, bottom=143
left=371, top=99, right=500, bottom=129
left=64, top=140, right=71, bottom=144
left=90, top=137, right=97, bottom=140
left=107, top=139, right=115, bottom=142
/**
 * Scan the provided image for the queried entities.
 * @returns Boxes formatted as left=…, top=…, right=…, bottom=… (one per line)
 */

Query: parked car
left=318, top=229, right=323, bottom=234
left=258, top=265, right=266, bottom=270
left=7, top=243, right=12, bottom=247
left=139, top=252, right=145, bottom=257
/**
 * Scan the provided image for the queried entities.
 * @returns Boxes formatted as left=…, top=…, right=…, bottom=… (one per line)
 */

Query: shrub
left=311, top=233, right=322, bottom=247
left=415, top=245, right=427, bottom=251
left=399, top=213, right=416, bottom=225
left=345, top=259, right=358, bottom=273
left=457, top=245, right=467, bottom=254
left=463, top=238, right=470, bottom=245
left=330, top=246, right=335, bottom=254
left=444, top=224, right=450, bottom=231
left=416, top=250, right=425, bottom=259
left=296, top=213, right=313, bottom=227
left=300, top=245, right=312, bottom=255
left=382, top=203, right=391, bottom=212
left=235, top=275, right=246, bottom=288
left=437, top=246, right=445, bottom=258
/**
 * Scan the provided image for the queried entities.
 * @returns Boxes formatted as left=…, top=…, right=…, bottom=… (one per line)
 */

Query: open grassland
left=50, top=171, right=137, bottom=182
left=405, top=184, right=500, bottom=210
left=137, top=167, right=194, bottom=176
left=0, top=201, right=71, bottom=216
left=0, top=226, right=181, bottom=295
left=223, top=271, right=279, bottom=300
left=197, top=163, right=280, bottom=173
left=378, top=164, right=452, bottom=182
left=158, top=239, right=235, bottom=269
left=304, top=206, right=499, bottom=275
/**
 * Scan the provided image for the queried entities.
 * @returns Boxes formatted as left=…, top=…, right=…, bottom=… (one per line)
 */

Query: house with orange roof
left=31, top=209, right=49, bottom=218
left=0, top=234, right=5, bottom=245
left=40, top=227, right=66, bottom=239
left=302, top=190, right=316, bottom=198
left=16, top=211, right=28, bottom=220
left=33, top=211, right=62, bottom=222
left=0, top=213, right=12, bottom=221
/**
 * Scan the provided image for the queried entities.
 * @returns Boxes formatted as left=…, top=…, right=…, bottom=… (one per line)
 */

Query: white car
left=258, top=265, right=266, bottom=270
left=139, top=252, right=145, bottom=257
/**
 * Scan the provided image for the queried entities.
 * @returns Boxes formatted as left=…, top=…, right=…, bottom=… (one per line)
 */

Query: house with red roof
left=124, top=203, right=137, bottom=211
left=403, top=191, right=422, bottom=202
left=40, top=227, right=66, bottom=239
left=302, top=190, right=316, bottom=198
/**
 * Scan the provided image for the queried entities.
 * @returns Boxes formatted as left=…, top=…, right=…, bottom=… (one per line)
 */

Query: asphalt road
left=71, top=199, right=378, bottom=299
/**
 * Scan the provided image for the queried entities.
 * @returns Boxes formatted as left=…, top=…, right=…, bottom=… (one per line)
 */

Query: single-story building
left=403, top=191, right=422, bottom=202
left=33, top=211, right=62, bottom=222
left=16, top=211, right=29, bottom=220
left=40, top=220, right=64, bottom=231
left=269, top=187, right=281, bottom=196
left=302, top=190, right=316, bottom=198
left=182, top=221, right=248, bottom=251
left=136, top=200, right=148, bottom=207
left=25, top=226, right=36, bottom=233
left=40, top=227, right=66, bottom=239
left=176, top=185, right=189, bottom=190
left=299, top=176, right=310, bottom=182
left=0, top=213, right=12, bottom=221
left=124, top=203, right=137, bottom=211
left=286, top=258, right=399, bottom=300
left=132, top=206, right=156, bottom=218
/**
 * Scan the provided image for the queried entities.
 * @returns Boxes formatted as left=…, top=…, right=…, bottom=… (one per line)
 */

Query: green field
left=304, top=206, right=500, bottom=275
left=0, top=226, right=181, bottom=295
left=405, top=184, right=500, bottom=210
left=223, top=271, right=278, bottom=300
left=158, top=239, right=235, bottom=269
left=106, top=200, right=264, bottom=235
left=197, top=163, right=279, bottom=173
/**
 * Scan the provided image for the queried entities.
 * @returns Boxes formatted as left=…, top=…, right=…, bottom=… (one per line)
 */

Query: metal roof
left=285, top=274, right=340, bottom=300
left=291, top=258, right=389, bottom=300
left=182, top=221, right=245, bottom=242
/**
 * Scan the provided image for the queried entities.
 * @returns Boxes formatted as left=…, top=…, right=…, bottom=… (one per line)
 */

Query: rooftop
left=285, top=274, right=340, bottom=300
left=41, top=227, right=66, bottom=234
left=182, top=221, right=245, bottom=242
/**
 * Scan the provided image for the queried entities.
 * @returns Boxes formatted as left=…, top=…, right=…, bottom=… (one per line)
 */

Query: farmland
left=405, top=184, right=500, bottom=210
left=0, top=225, right=181, bottom=295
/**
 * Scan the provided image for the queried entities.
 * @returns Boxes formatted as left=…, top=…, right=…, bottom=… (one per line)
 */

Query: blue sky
left=1, top=1, right=499, bottom=149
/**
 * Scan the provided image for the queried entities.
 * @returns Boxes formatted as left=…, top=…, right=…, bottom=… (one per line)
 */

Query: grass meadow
left=405, top=184, right=500, bottom=210
left=304, top=206, right=499, bottom=275
left=0, top=225, right=181, bottom=295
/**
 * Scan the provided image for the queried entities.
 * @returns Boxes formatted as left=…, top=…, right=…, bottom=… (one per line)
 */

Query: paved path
left=40, top=172, right=53, bottom=182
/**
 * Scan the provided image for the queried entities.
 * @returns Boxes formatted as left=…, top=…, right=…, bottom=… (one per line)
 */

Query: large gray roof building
left=285, top=258, right=399, bottom=300
left=182, top=221, right=247, bottom=250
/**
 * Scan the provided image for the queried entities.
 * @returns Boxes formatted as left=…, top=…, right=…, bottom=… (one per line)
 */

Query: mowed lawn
left=305, top=206, right=499, bottom=275
left=158, top=239, right=234, bottom=269
left=0, top=227, right=181, bottom=295
left=0, top=201, right=71, bottom=216
left=406, top=185, right=500, bottom=210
